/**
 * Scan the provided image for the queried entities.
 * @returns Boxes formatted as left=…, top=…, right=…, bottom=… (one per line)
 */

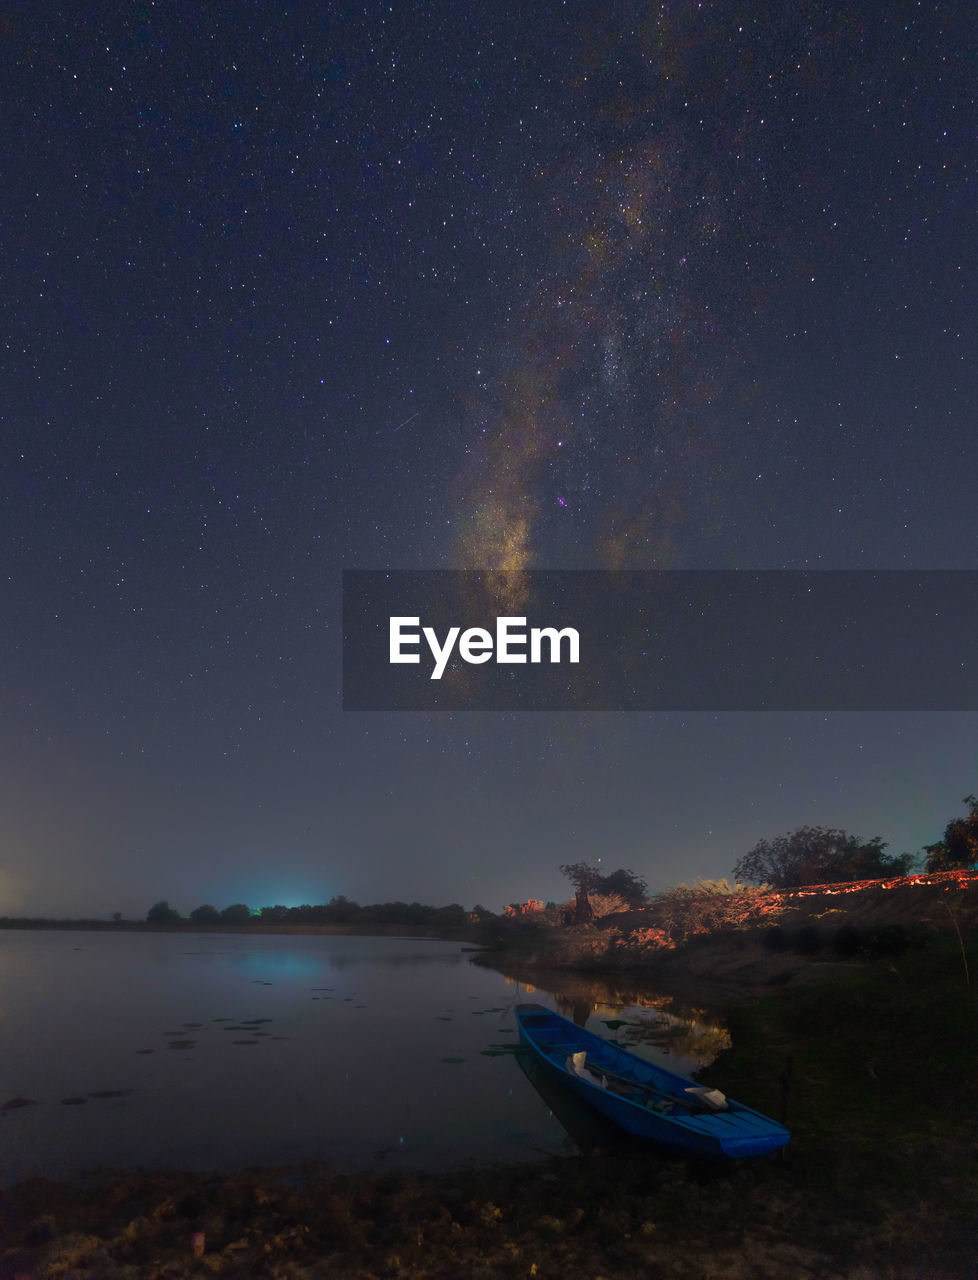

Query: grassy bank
left=704, top=936, right=978, bottom=1237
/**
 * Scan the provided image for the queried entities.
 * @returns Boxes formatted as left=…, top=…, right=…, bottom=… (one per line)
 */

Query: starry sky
left=2, top=0, right=977, bottom=918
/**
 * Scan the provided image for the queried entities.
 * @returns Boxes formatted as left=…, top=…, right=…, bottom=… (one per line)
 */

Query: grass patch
left=701, top=936, right=978, bottom=1249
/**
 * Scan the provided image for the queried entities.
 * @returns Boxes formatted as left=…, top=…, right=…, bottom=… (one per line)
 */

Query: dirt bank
left=477, top=870, right=978, bottom=1000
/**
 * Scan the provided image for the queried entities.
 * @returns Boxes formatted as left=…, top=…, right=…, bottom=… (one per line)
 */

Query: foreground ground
left=3, top=1138, right=970, bottom=1280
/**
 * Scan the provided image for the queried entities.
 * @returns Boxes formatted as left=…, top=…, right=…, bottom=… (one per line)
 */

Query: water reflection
left=496, top=965, right=731, bottom=1072
left=515, top=1052, right=633, bottom=1158
left=0, top=931, right=730, bottom=1186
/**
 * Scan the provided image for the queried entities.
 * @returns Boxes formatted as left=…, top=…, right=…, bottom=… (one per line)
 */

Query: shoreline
left=0, top=920, right=479, bottom=939
left=4, top=896, right=977, bottom=1275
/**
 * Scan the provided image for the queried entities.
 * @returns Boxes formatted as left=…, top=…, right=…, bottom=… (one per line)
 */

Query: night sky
left=3, top=1, right=976, bottom=918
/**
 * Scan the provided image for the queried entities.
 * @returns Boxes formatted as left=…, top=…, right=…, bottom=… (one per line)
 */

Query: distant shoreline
left=0, top=919, right=480, bottom=940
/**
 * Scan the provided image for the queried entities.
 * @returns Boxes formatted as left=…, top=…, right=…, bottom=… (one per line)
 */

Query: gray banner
left=342, top=570, right=978, bottom=711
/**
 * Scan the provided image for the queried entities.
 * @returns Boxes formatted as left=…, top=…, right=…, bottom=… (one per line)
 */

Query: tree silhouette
left=189, top=904, right=220, bottom=923
left=734, top=827, right=914, bottom=888
left=220, top=903, right=252, bottom=923
left=558, top=862, right=606, bottom=894
left=595, top=867, right=648, bottom=906
left=924, top=795, right=978, bottom=872
left=146, top=900, right=181, bottom=923
left=559, top=862, right=648, bottom=923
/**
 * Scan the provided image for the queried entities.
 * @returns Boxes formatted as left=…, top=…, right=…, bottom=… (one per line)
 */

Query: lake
left=0, top=929, right=727, bottom=1185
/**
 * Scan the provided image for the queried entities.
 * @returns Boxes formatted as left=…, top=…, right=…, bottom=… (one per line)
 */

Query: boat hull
left=515, top=1003, right=789, bottom=1159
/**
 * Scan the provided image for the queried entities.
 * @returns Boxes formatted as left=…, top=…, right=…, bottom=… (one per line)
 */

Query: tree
left=323, top=894, right=360, bottom=924
left=923, top=794, right=978, bottom=872
left=259, top=904, right=290, bottom=922
left=146, top=900, right=181, bottom=923
left=558, top=862, right=649, bottom=923
left=220, top=902, right=252, bottom=923
left=559, top=863, right=648, bottom=902
left=189, top=904, right=220, bottom=923
left=430, top=903, right=467, bottom=927
left=595, top=867, right=648, bottom=907
left=558, top=862, right=606, bottom=894
left=733, top=826, right=915, bottom=889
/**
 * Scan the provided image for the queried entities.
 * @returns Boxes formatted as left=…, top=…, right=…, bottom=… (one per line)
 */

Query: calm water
left=0, top=930, right=725, bottom=1185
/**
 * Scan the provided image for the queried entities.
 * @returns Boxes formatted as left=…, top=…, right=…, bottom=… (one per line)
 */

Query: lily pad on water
left=441, top=1057, right=466, bottom=1064
left=135, top=1049, right=154, bottom=1054
left=2, top=1097, right=39, bottom=1110
left=436, top=1016, right=452, bottom=1022
left=481, top=1044, right=526, bottom=1057
left=168, top=1040, right=196, bottom=1050
left=309, top=987, right=333, bottom=991
left=232, top=1040, right=259, bottom=1046
left=182, top=1022, right=204, bottom=1028
left=88, top=1089, right=135, bottom=1099
left=61, top=1097, right=87, bottom=1105
left=240, top=1018, right=272, bottom=1024
left=602, top=1019, right=637, bottom=1031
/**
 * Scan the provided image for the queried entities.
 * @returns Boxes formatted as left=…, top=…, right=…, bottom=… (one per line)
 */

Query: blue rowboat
left=515, top=1003, right=790, bottom=1159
